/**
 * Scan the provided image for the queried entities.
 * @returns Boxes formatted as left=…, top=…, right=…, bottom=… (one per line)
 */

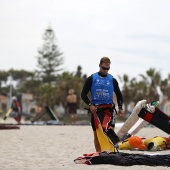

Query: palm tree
left=160, top=74, right=170, bottom=99
left=139, top=68, right=161, bottom=102
left=118, top=74, right=136, bottom=115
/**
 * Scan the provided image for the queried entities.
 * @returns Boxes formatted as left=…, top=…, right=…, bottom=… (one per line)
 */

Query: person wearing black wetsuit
left=81, top=57, right=124, bottom=152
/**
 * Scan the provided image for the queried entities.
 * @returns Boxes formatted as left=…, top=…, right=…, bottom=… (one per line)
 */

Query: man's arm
left=113, top=78, right=123, bottom=110
left=81, top=76, right=92, bottom=105
left=113, top=78, right=124, bottom=117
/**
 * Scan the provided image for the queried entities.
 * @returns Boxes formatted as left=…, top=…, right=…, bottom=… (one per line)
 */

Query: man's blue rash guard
left=91, top=72, right=114, bottom=105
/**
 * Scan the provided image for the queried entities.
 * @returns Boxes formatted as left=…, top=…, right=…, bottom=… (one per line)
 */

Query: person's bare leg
left=93, top=131, right=101, bottom=152
left=69, top=114, right=73, bottom=125
left=73, top=114, right=76, bottom=125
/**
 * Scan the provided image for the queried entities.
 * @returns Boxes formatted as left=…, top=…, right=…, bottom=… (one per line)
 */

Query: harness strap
left=102, top=109, right=112, bottom=130
left=97, top=104, right=113, bottom=109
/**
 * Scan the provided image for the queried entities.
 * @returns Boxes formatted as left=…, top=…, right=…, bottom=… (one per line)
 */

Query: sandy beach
left=0, top=120, right=170, bottom=170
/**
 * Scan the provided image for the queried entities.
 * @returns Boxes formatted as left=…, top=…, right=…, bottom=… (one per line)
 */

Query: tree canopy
left=36, top=26, right=64, bottom=84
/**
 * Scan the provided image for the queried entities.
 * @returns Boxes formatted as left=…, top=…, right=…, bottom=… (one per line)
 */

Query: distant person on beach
left=81, top=56, right=124, bottom=152
left=66, top=89, right=77, bottom=125
left=10, top=96, right=22, bottom=124
left=35, top=104, right=43, bottom=114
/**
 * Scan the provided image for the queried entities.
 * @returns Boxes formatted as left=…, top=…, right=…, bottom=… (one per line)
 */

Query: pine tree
left=36, top=26, right=64, bottom=84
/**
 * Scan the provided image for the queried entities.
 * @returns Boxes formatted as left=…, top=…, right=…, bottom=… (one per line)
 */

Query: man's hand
left=89, top=104, right=97, bottom=114
left=118, top=109, right=124, bottom=118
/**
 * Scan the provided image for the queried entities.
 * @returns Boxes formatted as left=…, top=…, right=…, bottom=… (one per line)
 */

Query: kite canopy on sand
left=74, top=151, right=170, bottom=166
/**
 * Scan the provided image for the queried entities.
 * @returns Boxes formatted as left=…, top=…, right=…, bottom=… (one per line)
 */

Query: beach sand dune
left=0, top=123, right=169, bottom=170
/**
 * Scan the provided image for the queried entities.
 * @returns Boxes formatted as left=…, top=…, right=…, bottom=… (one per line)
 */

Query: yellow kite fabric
left=1, top=108, right=13, bottom=123
left=93, top=113, right=115, bottom=152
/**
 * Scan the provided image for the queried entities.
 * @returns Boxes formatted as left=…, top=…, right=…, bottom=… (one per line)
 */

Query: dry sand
left=0, top=119, right=170, bottom=170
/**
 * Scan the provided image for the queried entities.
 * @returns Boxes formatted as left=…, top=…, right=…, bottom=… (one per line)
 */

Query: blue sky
left=0, top=0, right=170, bottom=84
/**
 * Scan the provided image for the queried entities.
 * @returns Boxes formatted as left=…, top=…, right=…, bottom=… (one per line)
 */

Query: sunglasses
left=101, top=66, right=110, bottom=70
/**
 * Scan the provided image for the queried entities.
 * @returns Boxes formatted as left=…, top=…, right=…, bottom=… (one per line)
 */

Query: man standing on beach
left=81, top=57, right=124, bottom=152
left=66, top=89, right=77, bottom=125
